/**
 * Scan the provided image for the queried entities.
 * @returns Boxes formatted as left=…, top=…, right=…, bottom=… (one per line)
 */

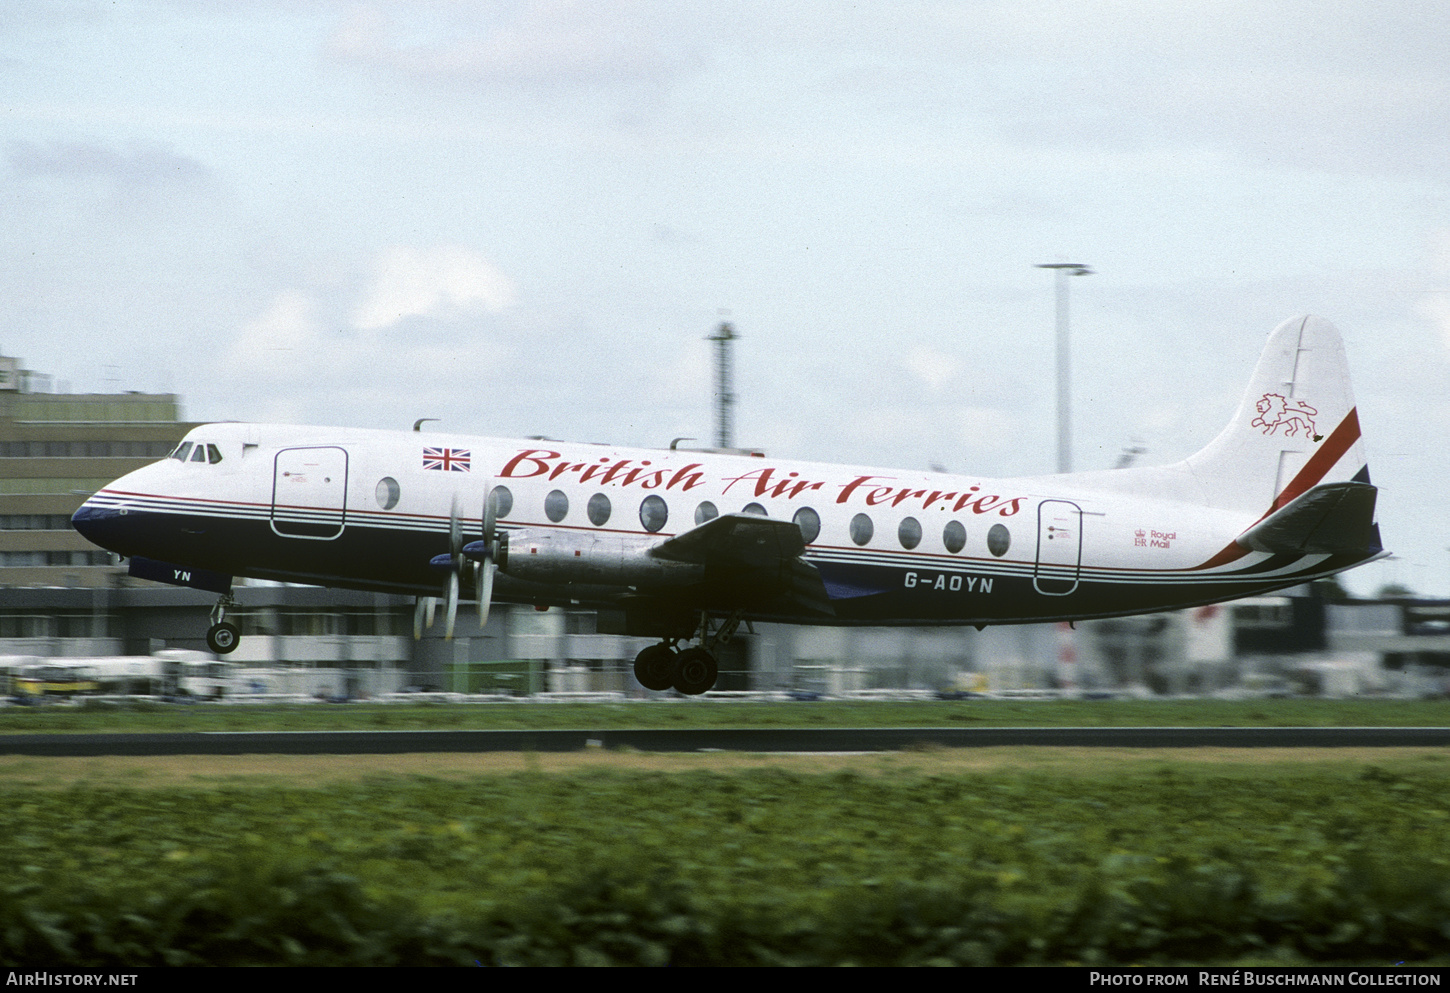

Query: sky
left=3, top=1, right=1448, bottom=596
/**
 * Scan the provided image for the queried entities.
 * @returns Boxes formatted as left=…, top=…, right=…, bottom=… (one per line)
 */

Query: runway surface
left=1, top=726, right=1448, bottom=756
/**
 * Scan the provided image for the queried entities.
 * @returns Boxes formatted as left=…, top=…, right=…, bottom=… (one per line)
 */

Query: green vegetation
left=2, top=756, right=1449, bottom=965
left=1, top=697, right=1448, bottom=735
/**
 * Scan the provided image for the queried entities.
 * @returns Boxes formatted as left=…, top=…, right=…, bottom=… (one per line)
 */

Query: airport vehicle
left=8, top=657, right=164, bottom=697
left=72, top=315, right=1383, bottom=694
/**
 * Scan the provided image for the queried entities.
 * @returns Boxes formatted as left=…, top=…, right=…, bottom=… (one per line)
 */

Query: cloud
left=351, top=244, right=516, bottom=332
left=941, top=1, right=1450, bottom=177
left=903, top=346, right=961, bottom=391
left=224, top=291, right=322, bottom=377
left=327, top=1, right=694, bottom=91
left=6, top=139, right=211, bottom=188
left=1417, top=230, right=1450, bottom=351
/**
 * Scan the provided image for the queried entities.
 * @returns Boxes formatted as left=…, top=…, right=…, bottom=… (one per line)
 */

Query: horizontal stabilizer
left=1235, top=481, right=1379, bottom=556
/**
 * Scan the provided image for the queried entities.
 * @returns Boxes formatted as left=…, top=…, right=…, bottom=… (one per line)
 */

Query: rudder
left=1184, top=315, right=1367, bottom=518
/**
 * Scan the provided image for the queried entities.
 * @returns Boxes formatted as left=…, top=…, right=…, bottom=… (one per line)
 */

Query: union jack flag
left=423, top=447, right=471, bottom=472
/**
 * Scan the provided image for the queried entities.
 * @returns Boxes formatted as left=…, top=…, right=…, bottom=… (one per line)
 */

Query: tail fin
left=1184, top=315, right=1368, bottom=518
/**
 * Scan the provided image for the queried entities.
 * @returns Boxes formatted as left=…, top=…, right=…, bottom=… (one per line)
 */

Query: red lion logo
left=1252, top=393, right=1320, bottom=438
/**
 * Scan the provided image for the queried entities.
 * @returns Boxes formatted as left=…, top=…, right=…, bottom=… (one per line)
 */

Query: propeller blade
left=424, top=596, right=437, bottom=629
left=475, top=483, right=500, bottom=630
left=474, top=561, right=485, bottom=628
left=449, top=495, right=463, bottom=563
left=478, top=561, right=495, bottom=629
left=445, top=570, right=459, bottom=640
left=441, top=495, right=464, bottom=640
left=483, top=486, right=498, bottom=548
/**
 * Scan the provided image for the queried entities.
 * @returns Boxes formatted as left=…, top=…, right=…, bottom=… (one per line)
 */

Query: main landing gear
left=632, top=612, right=746, bottom=696
left=206, top=593, right=240, bottom=655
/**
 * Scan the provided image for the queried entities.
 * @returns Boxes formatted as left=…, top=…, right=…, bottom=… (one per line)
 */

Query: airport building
left=0, top=351, right=195, bottom=589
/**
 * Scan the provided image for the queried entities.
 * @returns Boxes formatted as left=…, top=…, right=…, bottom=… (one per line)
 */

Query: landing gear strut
left=207, top=593, right=240, bottom=656
left=631, top=611, right=747, bottom=696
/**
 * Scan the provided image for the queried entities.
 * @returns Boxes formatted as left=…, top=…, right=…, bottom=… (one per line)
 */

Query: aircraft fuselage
left=71, top=315, right=1385, bottom=682
left=71, top=421, right=1371, bottom=629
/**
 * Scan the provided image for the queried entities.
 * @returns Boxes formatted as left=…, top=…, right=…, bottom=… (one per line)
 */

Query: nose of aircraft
left=71, top=497, right=125, bottom=553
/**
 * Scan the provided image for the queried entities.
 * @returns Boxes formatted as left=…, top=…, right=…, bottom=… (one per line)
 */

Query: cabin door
left=1034, top=499, right=1082, bottom=596
left=271, top=446, right=349, bottom=539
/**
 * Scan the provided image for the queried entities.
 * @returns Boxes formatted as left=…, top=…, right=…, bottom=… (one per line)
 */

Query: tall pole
left=1035, top=263, right=1093, bottom=473
left=708, top=321, right=736, bottom=449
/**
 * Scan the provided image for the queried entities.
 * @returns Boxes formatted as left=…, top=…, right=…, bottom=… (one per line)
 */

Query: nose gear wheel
left=206, top=593, right=240, bottom=655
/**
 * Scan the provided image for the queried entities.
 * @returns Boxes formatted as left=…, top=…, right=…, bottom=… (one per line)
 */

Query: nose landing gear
left=206, top=593, right=240, bottom=656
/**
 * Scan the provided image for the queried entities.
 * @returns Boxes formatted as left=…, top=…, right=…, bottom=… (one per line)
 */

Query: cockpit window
left=190, top=445, right=207, bottom=463
left=207, top=444, right=223, bottom=465
left=171, top=442, right=193, bottom=462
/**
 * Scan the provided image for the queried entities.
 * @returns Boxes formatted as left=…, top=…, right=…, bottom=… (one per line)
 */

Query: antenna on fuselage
left=413, top=418, right=439, bottom=432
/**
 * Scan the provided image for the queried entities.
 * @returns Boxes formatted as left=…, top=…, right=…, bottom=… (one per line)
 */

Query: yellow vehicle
left=13, top=661, right=101, bottom=697
left=7, top=657, right=168, bottom=698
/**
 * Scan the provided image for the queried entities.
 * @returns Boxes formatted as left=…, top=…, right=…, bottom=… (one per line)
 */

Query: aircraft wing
left=1236, top=481, right=1381, bottom=556
left=651, top=513, right=835, bottom=617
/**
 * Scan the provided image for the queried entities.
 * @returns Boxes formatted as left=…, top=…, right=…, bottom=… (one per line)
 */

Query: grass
left=0, top=697, right=1447, bottom=735
left=0, top=745, right=1446, bottom=788
left=2, top=748, right=1449, bottom=965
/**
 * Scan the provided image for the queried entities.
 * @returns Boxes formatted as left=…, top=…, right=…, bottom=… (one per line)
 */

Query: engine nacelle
left=499, top=528, right=705, bottom=588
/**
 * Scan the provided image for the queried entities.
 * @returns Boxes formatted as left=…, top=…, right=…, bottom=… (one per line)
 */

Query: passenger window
left=640, top=495, right=668, bottom=533
left=943, top=520, right=966, bottom=554
left=742, top=503, right=767, bottom=516
left=694, top=501, right=718, bottom=525
left=545, top=490, right=569, bottom=523
left=898, top=517, right=922, bottom=550
left=490, top=486, right=513, bottom=519
left=850, top=513, right=874, bottom=546
left=207, top=444, right=223, bottom=465
left=587, top=492, right=612, bottom=526
left=793, top=507, right=821, bottom=544
left=171, top=442, right=193, bottom=462
left=376, top=477, right=400, bottom=510
left=988, top=523, right=1011, bottom=557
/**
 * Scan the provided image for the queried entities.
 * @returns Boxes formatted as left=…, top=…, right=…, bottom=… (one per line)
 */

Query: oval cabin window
left=943, top=520, right=966, bottom=554
left=544, top=490, right=569, bottom=523
left=793, top=507, right=821, bottom=544
left=587, top=492, right=612, bottom=526
left=489, top=485, right=513, bottom=519
left=640, top=495, right=668, bottom=533
left=987, top=523, right=1011, bottom=557
left=375, top=477, right=400, bottom=510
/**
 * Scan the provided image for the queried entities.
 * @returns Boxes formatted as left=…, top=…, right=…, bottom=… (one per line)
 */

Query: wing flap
left=652, top=512, right=805, bottom=565
left=651, top=514, right=834, bottom=617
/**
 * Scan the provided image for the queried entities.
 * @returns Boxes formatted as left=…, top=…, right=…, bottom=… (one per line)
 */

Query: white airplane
left=72, top=315, right=1383, bottom=694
